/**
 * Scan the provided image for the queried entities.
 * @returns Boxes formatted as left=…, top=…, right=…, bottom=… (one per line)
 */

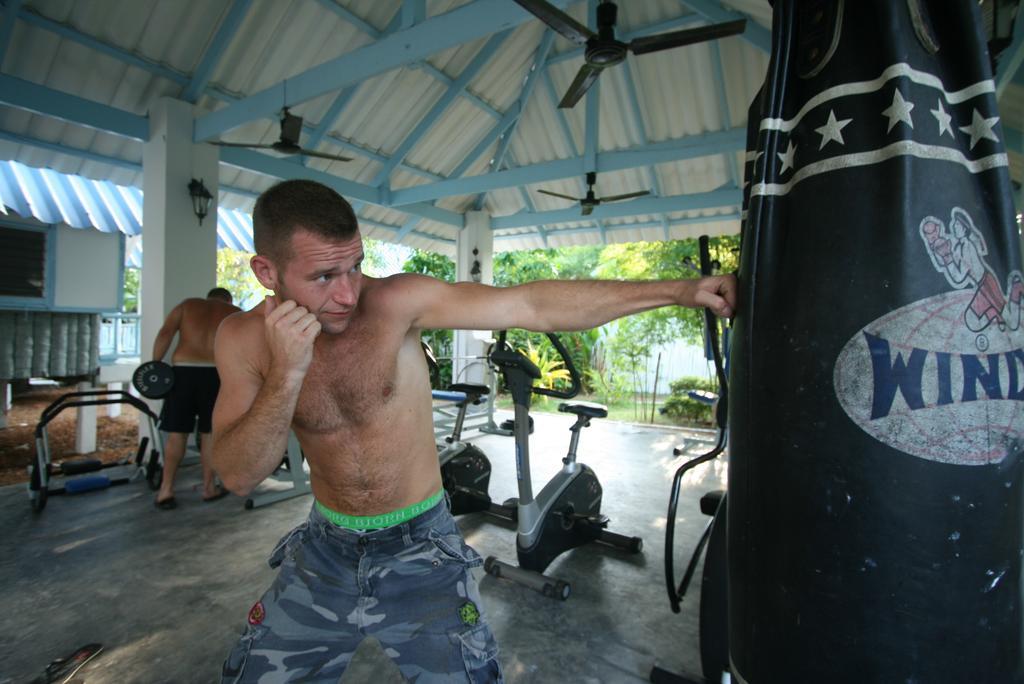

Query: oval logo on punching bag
left=834, top=208, right=1024, bottom=465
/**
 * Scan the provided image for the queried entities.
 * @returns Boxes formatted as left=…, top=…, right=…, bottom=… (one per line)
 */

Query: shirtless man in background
left=152, top=287, right=239, bottom=509
left=213, top=180, right=736, bottom=682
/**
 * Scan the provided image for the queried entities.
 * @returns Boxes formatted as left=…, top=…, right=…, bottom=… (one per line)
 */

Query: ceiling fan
left=514, top=0, right=746, bottom=108
left=211, top=108, right=352, bottom=162
left=537, top=171, right=650, bottom=216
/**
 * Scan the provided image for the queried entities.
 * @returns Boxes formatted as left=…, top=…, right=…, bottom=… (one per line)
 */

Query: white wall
left=53, top=226, right=121, bottom=310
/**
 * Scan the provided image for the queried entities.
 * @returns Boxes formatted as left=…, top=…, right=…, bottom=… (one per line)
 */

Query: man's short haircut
left=252, top=180, right=359, bottom=264
left=207, top=287, right=232, bottom=303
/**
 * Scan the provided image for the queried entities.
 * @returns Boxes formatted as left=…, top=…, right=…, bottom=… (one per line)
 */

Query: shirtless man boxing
left=213, top=180, right=736, bottom=682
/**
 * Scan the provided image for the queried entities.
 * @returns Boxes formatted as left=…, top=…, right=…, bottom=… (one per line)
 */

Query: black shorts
left=159, top=365, right=220, bottom=434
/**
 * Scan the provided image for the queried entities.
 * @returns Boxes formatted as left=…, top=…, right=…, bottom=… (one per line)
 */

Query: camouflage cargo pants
left=221, top=498, right=503, bottom=683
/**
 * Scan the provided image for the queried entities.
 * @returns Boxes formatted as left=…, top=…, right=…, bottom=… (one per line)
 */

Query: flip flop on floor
left=202, top=488, right=230, bottom=503
left=154, top=497, right=177, bottom=510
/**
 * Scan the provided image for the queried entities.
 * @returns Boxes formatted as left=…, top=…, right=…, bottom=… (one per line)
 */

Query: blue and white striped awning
left=0, top=159, right=255, bottom=266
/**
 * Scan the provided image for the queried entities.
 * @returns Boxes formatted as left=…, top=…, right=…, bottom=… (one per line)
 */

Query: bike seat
left=558, top=401, right=608, bottom=418
left=448, top=383, right=489, bottom=398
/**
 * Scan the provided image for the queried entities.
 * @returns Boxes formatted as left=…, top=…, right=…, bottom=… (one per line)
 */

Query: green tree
left=402, top=249, right=455, bottom=387
left=122, top=267, right=139, bottom=313
left=216, top=249, right=271, bottom=309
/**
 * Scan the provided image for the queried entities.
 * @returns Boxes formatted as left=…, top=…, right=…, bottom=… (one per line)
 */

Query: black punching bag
left=729, top=2, right=1024, bottom=682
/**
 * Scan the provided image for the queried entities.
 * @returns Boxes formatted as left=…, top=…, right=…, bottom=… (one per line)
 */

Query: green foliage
left=660, top=376, right=719, bottom=425
left=402, top=249, right=455, bottom=282
left=122, top=268, right=139, bottom=313
left=402, top=249, right=455, bottom=386
left=215, top=248, right=272, bottom=309
left=520, top=340, right=571, bottom=403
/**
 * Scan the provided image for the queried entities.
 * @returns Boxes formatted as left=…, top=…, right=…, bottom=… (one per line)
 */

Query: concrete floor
left=0, top=409, right=726, bottom=684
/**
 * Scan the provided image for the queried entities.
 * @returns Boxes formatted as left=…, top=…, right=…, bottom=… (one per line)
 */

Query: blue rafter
left=584, top=77, right=599, bottom=173
left=416, top=62, right=502, bottom=120
left=677, top=0, right=770, bottom=53
left=621, top=61, right=667, bottom=227
left=0, top=74, right=148, bottom=140
left=217, top=146, right=463, bottom=227
left=195, top=0, right=572, bottom=141
left=507, top=149, right=549, bottom=246
left=708, top=41, right=740, bottom=187
left=997, top=2, right=1024, bottom=99
left=493, top=211, right=741, bottom=242
left=373, top=29, right=512, bottom=187
left=542, top=71, right=579, bottom=155
left=469, top=29, right=556, bottom=210
left=492, top=187, right=739, bottom=228
left=0, top=0, right=22, bottom=68
left=302, top=12, right=404, bottom=159
left=401, top=0, right=426, bottom=29
left=15, top=6, right=189, bottom=86
left=448, top=103, right=521, bottom=179
left=391, top=127, right=746, bottom=206
left=182, top=0, right=254, bottom=103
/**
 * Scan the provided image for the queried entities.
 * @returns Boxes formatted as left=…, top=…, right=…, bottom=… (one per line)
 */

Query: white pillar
left=140, top=97, right=219, bottom=365
left=106, top=382, right=122, bottom=417
left=453, top=211, right=494, bottom=385
left=139, top=98, right=218, bottom=438
left=75, top=380, right=97, bottom=454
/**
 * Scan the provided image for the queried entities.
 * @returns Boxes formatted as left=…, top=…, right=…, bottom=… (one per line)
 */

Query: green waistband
left=315, top=489, right=444, bottom=530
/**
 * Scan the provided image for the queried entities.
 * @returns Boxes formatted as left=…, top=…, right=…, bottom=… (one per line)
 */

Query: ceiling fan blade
left=538, top=189, right=581, bottom=202
left=299, top=148, right=353, bottom=162
left=580, top=203, right=595, bottom=216
left=628, top=19, right=746, bottom=56
left=601, top=190, right=651, bottom=203
left=210, top=142, right=275, bottom=149
left=513, top=0, right=593, bottom=46
left=559, top=63, right=604, bottom=108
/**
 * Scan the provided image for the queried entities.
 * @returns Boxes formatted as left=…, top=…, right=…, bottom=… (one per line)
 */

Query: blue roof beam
left=494, top=211, right=741, bottom=242
left=195, top=0, right=572, bottom=141
left=997, top=2, right=1024, bottom=99
left=15, top=6, right=190, bottom=87
left=373, top=29, right=512, bottom=187
left=401, top=0, right=426, bottom=29
left=182, top=0, right=254, bottom=103
left=304, top=12, right=404, bottom=153
left=390, top=127, right=746, bottom=206
left=0, top=74, right=148, bottom=140
left=416, top=62, right=502, bottom=120
left=218, top=146, right=462, bottom=227
left=447, top=103, right=521, bottom=180
left=469, top=29, right=556, bottom=210
left=0, top=0, right=23, bottom=68
left=677, top=0, right=770, bottom=53
left=491, top=187, right=740, bottom=229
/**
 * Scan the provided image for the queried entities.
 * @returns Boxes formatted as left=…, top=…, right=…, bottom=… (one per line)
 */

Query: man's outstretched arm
left=396, top=273, right=736, bottom=334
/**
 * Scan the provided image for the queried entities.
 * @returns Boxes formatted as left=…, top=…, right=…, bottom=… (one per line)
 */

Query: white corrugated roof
left=11, top=1, right=1015, bottom=259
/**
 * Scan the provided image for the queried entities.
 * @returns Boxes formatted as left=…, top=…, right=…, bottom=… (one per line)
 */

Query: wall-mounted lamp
left=470, top=247, right=482, bottom=283
left=188, top=178, right=213, bottom=226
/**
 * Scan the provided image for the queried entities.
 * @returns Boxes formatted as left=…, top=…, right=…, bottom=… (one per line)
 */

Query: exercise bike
left=483, top=331, right=643, bottom=600
left=651, top=236, right=730, bottom=684
left=437, top=381, right=516, bottom=521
